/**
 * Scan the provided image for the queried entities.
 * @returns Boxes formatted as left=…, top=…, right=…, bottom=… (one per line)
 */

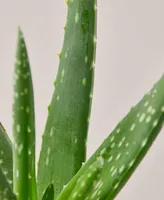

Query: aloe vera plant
left=0, top=1, right=164, bottom=200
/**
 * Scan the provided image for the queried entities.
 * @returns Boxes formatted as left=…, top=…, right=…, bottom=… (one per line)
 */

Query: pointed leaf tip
left=13, top=28, right=37, bottom=200
left=42, top=184, right=54, bottom=200
left=56, top=74, right=164, bottom=200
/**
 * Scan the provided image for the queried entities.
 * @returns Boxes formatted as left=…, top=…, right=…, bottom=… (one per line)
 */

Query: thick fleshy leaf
left=56, top=74, right=164, bottom=200
left=37, top=0, right=97, bottom=199
left=0, top=168, right=16, bottom=200
left=0, top=123, right=16, bottom=199
left=0, top=123, right=13, bottom=187
left=12, top=27, right=37, bottom=200
left=42, top=184, right=54, bottom=200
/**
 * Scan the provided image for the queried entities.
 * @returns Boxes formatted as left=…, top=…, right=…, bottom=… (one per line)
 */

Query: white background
left=0, top=0, right=164, bottom=199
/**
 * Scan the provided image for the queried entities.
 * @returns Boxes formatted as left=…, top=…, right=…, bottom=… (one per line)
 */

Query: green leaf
left=56, top=74, right=164, bottom=200
left=0, top=168, right=16, bottom=200
left=0, top=123, right=13, bottom=187
left=37, top=0, right=97, bottom=199
left=42, top=184, right=54, bottom=200
left=0, top=123, right=16, bottom=199
left=12, top=27, right=37, bottom=200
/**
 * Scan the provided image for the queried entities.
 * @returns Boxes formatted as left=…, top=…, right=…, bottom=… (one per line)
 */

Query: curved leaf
left=56, top=74, right=164, bottom=200
left=0, top=123, right=13, bottom=187
left=0, top=123, right=16, bottom=199
left=42, top=184, right=54, bottom=200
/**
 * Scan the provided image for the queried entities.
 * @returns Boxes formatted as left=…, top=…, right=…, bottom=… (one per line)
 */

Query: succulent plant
left=0, top=1, right=164, bottom=200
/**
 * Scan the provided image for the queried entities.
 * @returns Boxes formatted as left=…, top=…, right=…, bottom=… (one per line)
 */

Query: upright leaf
left=56, top=74, right=164, bottom=200
left=37, top=0, right=97, bottom=199
left=0, top=123, right=16, bottom=199
left=12, top=27, right=37, bottom=200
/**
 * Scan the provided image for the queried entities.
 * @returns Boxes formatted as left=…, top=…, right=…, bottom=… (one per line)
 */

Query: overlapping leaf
left=56, top=74, right=164, bottom=200
left=0, top=123, right=16, bottom=199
